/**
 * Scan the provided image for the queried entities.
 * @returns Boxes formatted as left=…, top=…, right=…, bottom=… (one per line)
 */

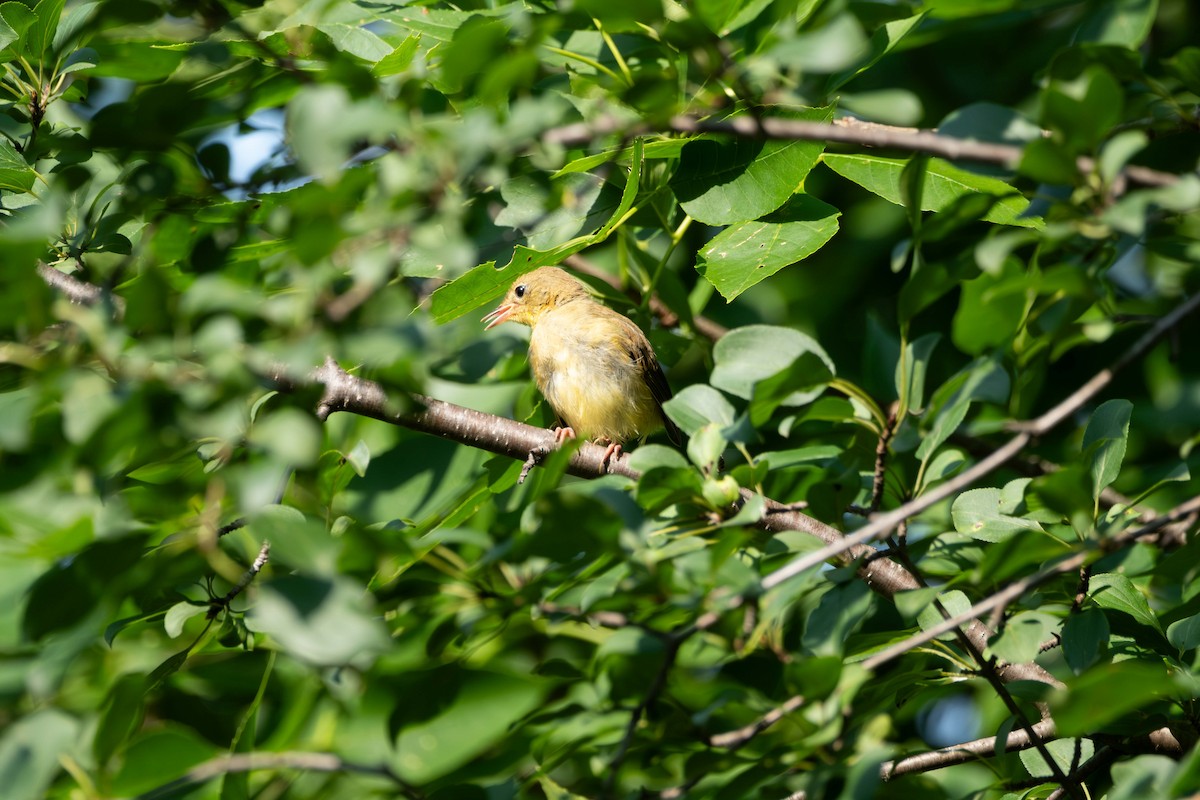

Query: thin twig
left=208, top=540, right=270, bottom=619
left=217, top=518, right=247, bottom=537
left=134, top=751, right=423, bottom=800
left=603, top=637, right=681, bottom=797
left=709, top=694, right=808, bottom=749
left=849, top=402, right=898, bottom=516
left=564, top=253, right=729, bottom=341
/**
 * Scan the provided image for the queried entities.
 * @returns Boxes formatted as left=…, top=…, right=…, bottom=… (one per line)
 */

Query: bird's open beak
left=482, top=303, right=514, bottom=330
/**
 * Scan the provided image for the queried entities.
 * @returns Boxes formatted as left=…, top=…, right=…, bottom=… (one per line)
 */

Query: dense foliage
left=2, top=0, right=1200, bottom=798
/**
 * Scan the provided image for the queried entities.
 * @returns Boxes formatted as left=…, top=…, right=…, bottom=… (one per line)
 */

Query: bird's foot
left=552, top=426, right=576, bottom=446
left=597, top=439, right=623, bottom=473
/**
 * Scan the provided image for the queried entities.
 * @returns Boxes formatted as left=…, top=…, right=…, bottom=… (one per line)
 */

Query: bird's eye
left=515, top=284, right=527, bottom=298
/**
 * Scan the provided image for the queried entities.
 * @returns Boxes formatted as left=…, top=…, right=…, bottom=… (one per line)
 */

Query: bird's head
left=483, top=267, right=590, bottom=329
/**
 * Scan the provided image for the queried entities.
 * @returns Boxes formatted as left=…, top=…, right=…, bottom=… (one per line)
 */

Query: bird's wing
left=618, top=318, right=683, bottom=447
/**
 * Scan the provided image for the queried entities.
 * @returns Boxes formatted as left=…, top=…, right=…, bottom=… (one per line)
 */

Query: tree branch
left=544, top=115, right=1180, bottom=189
left=882, top=719, right=1057, bottom=780
left=134, top=751, right=423, bottom=800
left=861, top=494, right=1200, bottom=672
left=208, top=539, right=270, bottom=619
left=760, top=291, right=1200, bottom=595
left=708, top=694, right=808, bottom=749
left=37, top=262, right=126, bottom=317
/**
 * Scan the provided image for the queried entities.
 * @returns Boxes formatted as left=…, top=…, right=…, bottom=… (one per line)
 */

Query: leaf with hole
left=696, top=194, right=840, bottom=301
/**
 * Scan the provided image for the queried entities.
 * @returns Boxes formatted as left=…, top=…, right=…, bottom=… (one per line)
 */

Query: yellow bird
left=483, top=267, right=683, bottom=465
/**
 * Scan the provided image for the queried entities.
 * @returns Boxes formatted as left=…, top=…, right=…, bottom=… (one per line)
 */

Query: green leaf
left=317, top=21, right=392, bottom=61
left=986, top=611, right=1058, bottom=664
left=26, top=0, right=64, bottom=57
left=0, top=139, right=34, bottom=192
left=661, top=384, right=736, bottom=435
left=51, top=0, right=95, bottom=52
left=1167, top=47, right=1200, bottom=95
left=916, top=356, right=1009, bottom=463
left=951, top=487, right=1044, bottom=542
left=246, top=575, right=390, bottom=667
left=0, top=3, right=37, bottom=58
left=372, top=33, right=420, bottom=76
left=998, top=477, right=1033, bottom=514
left=696, top=193, right=840, bottom=300
left=248, top=407, right=322, bottom=467
left=803, top=581, right=873, bottom=656
left=827, top=11, right=928, bottom=92
left=671, top=106, right=833, bottom=225
left=823, top=153, right=1041, bottom=227
left=636, top=464, right=705, bottom=513
left=163, top=601, right=208, bottom=638
left=430, top=170, right=629, bottom=322
left=1041, top=65, right=1123, bottom=154
left=553, top=139, right=685, bottom=177
left=596, top=136, right=642, bottom=239
left=576, top=0, right=661, bottom=31
left=894, top=586, right=939, bottom=622
left=1167, top=613, right=1200, bottom=652
left=87, top=38, right=185, bottom=80
left=252, top=506, right=338, bottom=577
left=1075, top=0, right=1157, bottom=47
left=1020, top=737, right=1095, bottom=778
left=0, top=385, right=36, bottom=450
left=896, top=332, right=939, bottom=415
left=916, top=589, right=971, bottom=638
left=626, top=443, right=689, bottom=472
left=0, top=709, right=81, bottom=800
left=693, top=0, right=774, bottom=35
left=581, top=563, right=628, bottom=612
left=110, top=727, right=218, bottom=796
left=1051, top=661, right=1171, bottom=736
left=1082, top=399, right=1132, bottom=505
left=711, top=324, right=835, bottom=407
left=93, top=673, right=145, bottom=767
left=1018, top=136, right=1083, bottom=185
left=687, top=423, right=726, bottom=472
left=921, top=448, right=967, bottom=489
left=391, top=670, right=546, bottom=783
left=1062, top=608, right=1109, bottom=674
left=916, top=587, right=974, bottom=633
left=951, top=265, right=1030, bottom=355
left=346, top=439, right=371, bottom=477
left=1089, top=572, right=1162, bottom=633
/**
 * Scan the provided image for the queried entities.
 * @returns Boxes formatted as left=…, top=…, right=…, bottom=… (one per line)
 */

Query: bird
left=483, top=266, right=683, bottom=468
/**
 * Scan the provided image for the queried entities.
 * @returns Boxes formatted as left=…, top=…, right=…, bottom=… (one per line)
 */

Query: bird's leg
left=552, top=425, right=576, bottom=445
left=596, top=438, right=622, bottom=473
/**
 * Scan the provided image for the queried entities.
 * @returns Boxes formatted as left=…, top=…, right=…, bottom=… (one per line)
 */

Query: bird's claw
left=597, top=439, right=622, bottom=474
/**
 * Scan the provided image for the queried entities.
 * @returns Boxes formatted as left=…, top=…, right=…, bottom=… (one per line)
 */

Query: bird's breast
left=528, top=307, right=660, bottom=443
